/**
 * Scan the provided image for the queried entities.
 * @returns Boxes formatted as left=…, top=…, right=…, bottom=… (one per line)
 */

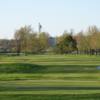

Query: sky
left=0, top=0, right=100, bottom=39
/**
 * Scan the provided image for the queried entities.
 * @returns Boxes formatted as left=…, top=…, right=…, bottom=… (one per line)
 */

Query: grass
left=0, top=73, right=100, bottom=81
left=0, top=94, right=100, bottom=100
left=0, top=54, right=100, bottom=65
left=0, top=54, right=100, bottom=99
left=0, top=63, right=99, bottom=73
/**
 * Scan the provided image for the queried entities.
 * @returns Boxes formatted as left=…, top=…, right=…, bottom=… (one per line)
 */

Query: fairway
left=1, top=0, right=100, bottom=99
left=0, top=55, right=100, bottom=100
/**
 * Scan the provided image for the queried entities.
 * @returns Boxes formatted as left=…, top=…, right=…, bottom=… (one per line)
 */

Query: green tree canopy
left=56, top=32, right=77, bottom=54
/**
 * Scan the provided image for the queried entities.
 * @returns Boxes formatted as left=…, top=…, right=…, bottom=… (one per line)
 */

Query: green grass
left=0, top=90, right=100, bottom=95
left=0, top=55, right=100, bottom=99
left=0, top=63, right=99, bottom=73
left=0, top=94, right=100, bottom=100
left=0, top=55, right=100, bottom=65
left=1, top=80, right=100, bottom=86
left=0, top=73, right=100, bottom=81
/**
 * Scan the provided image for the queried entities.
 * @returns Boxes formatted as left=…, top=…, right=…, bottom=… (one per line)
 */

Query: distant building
left=48, top=37, right=56, bottom=47
left=0, top=39, right=16, bottom=53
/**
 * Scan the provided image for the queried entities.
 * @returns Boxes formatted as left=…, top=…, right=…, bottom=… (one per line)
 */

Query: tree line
left=0, top=25, right=100, bottom=55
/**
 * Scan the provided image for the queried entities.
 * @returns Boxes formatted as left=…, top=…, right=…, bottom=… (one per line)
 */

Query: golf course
left=0, top=54, right=99, bottom=100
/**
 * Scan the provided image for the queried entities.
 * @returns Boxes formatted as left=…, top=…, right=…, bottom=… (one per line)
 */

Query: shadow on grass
left=0, top=63, right=99, bottom=73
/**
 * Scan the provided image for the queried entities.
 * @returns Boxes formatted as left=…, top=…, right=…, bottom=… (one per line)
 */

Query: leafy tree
left=28, top=33, right=39, bottom=54
left=76, top=31, right=91, bottom=51
left=38, top=32, right=50, bottom=53
left=76, top=26, right=100, bottom=54
left=87, top=26, right=100, bottom=49
left=14, top=25, right=33, bottom=55
left=56, top=32, right=77, bottom=54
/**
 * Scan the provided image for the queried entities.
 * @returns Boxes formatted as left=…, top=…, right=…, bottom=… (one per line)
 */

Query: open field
left=0, top=55, right=100, bottom=99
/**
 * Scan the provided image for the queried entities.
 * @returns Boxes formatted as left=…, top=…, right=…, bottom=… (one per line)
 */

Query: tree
left=38, top=32, right=50, bottom=53
left=87, top=26, right=100, bottom=49
left=76, top=26, right=100, bottom=55
left=56, top=32, right=77, bottom=54
left=14, top=25, right=33, bottom=55
left=28, top=33, right=39, bottom=54
left=76, top=31, right=90, bottom=51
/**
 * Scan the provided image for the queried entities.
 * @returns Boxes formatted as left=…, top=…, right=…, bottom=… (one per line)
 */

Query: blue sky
left=0, top=0, right=100, bottom=39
